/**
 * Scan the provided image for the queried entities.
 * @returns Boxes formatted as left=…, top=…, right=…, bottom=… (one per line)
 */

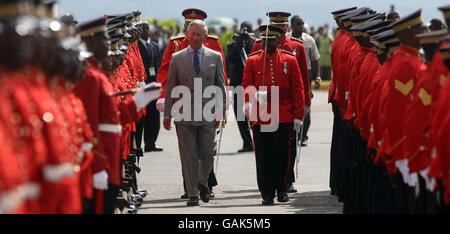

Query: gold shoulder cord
left=174, top=40, right=180, bottom=52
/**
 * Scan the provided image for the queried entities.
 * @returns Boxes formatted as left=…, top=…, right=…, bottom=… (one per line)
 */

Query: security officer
left=289, top=15, right=321, bottom=147
left=136, top=21, right=163, bottom=152
left=242, top=24, right=305, bottom=205
left=226, top=21, right=255, bottom=153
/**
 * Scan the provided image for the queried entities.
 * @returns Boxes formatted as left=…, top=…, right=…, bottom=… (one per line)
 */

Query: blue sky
left=58, top=0, right=449, bottom=29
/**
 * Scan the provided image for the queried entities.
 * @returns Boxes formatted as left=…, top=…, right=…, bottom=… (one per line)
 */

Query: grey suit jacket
left=164, top=46, right=227, bottom=126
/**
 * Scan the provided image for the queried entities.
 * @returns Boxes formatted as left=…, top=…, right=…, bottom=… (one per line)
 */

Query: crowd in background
left=144, top=17, right=336, bottom=81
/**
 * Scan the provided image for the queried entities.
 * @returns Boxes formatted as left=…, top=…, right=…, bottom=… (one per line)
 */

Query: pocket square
left=209, top=64, right=216, bottom=68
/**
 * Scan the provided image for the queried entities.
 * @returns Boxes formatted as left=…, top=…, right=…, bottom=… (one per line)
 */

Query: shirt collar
left=399, top=44, right=420, bottom=57
left=188, top=45, right=204, bottom=54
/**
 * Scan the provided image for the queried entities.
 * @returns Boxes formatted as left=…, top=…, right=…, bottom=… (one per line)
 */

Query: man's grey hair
left=187, top=19, right=208, bottom=35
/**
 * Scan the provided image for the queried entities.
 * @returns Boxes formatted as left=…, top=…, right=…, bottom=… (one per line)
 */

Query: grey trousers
left=175, top=123, right=216, bottom=197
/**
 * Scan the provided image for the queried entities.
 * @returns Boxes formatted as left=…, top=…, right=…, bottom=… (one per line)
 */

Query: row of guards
left=0, top=0, right=161, bottom=214
left=329, top=5, right=450, bottom=213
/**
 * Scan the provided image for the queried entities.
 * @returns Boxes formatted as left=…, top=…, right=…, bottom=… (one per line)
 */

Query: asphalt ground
left=136, top=89, right=343, bottom=214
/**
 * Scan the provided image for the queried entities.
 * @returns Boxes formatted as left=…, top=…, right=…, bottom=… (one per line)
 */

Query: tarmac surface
left=136, top=89, right=343, bottom=214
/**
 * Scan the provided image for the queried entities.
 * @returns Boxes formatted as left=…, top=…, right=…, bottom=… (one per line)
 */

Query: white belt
left=43, top=163, right=81, bottom=182
left=98, top=124, right=122, bottom=134
left=77, top=142, right=93, bottom=163
left=0, top=183, right=40, bottom=214
left=81, top=142, right=93, bottom=152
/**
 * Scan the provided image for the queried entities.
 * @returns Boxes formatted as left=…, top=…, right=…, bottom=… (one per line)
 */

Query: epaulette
left=169, top=35, right=185, bottom=41
left=248, top=50, right=262, bottom=57
left=255, top=39, right=262, bottom=43
left=281, top=49, right=295, bottom=56
left=207, top=35, right=219, bottom=40
left=290, top=36, right=304, bottom=44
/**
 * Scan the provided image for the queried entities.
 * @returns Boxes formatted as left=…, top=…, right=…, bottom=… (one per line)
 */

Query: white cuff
left=156, top=98, right=165, bottom=112
left=98, top=123, right=122, bottom=134
left=43, top=163, right=80, bottom=182
left=0, top=183, right=40, bottom=214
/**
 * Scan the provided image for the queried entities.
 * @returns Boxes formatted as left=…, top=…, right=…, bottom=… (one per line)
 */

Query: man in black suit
left=226, top=21, right=254, bottom=153
left=136, top=22, right=163, bottom=152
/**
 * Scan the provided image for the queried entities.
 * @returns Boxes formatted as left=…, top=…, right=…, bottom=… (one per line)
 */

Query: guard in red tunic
left=378, top=10, right=427, bottom=213
left=74, top=17, right=123, bottom=214
left=429, top=45, right=450, bottom=205
left=380, top=10, right=427, bottom=177
left=251, top=12, right=310, bottom=192
left=242, top=25, right=305, bottom=205
left=74, top=17, right=161, bottom=213
left=328, top=7, right=357, bottom=196
left=404, top=29, right=448, bottom=175
left=251, top=12, right=310, bottom=107
left=403, top=29, right=448, bottom=213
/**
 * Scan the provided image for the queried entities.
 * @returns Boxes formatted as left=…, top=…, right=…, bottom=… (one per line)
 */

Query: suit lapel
left=199, top=48, right=209, bottom=78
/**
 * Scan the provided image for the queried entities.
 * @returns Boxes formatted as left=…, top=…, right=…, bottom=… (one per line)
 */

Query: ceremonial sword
left=248, top=26, right=270, bottom=131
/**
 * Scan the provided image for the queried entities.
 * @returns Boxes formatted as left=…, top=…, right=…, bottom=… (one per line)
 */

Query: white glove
left=133, top=82, right=162, bottom=111
left=93, top=170, right=108, bottom=190
left=293, top=119, right=303, bottom=132
left=305, top=105, right=311, bottom=116
left=156, top=98, right=165, bottom=112
left=419, top=167, right=436, bottom=192
left=243, top=102, right=252, bottom=118
left=43, top=163, right=78, bottom=182
left=395, top=159, right=410, bottom=184
left=255, top=91, right=267, bottom=105
left=136, top=81, right=145, bottom=88
left=408, top=172, right=417, bottom=187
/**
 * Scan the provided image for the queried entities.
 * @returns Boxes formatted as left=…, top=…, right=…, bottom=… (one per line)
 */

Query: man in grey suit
left=163, top=19, right=227, bottom=206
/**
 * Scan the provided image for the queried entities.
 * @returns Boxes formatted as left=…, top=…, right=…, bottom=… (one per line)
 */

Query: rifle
left=113, top=83, right=162, bottom=96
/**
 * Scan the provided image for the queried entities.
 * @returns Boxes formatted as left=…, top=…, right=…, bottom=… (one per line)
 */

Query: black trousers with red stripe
left=83, top=184, right=120, bottom=214
left=252, top=123, right=291, bottom=200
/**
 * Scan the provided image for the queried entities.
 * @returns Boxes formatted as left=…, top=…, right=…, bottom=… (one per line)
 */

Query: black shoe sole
left=262, top=200, right=274, bottom=206
left=187, top=201, right=199, bottom=206
left=238, top=149, right=254, bottom=153
left=277, top=197, right=289, bottom=203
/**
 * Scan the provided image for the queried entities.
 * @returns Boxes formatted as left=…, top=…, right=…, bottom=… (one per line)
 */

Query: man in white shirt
left=289, top=15, right=320, bottom=147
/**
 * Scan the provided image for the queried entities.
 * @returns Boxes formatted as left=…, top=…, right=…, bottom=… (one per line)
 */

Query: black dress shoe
left=144, top=147, right=152, bottom=152
left=198, top=183, right=210, bottom=203
left=151, top=146, right=164, bottom=152
left=237, top=147, right=254, bottom=153
left=262, top=199, right=274, bottom=206
left=277, top=192, right=289, bottom=203
left=135, top=148, right=144, bottom=157
left=287, top=184, right=297, bottom=193
left=209, top=188, right=215, bottom=198
left=301, top=139, right=308, bottom=147
left=180, top=193, right=189, bottom=199
left=187, top=197, right=199, bottom=206
left=138, top=190, right=148, bottom=198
